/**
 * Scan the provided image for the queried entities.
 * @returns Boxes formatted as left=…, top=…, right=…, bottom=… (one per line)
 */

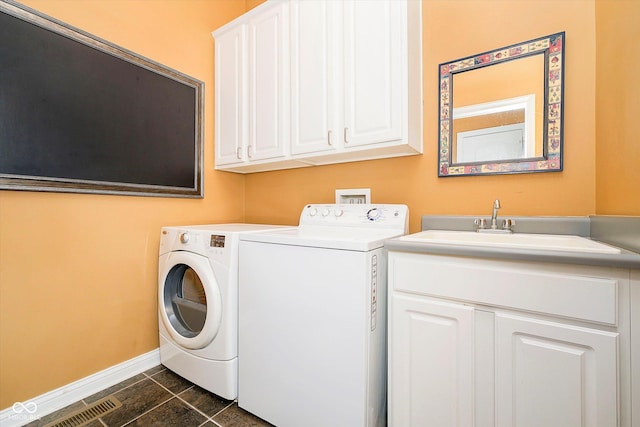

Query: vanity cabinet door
left=495, top=312, right=618, bottom=427
left=214, top=24, right=247, bottom=166
left=342, top=0, right=404, bottom=148
left=246, top=2, right=289, bottom=161
left=388, top=294, right=475, bottom=427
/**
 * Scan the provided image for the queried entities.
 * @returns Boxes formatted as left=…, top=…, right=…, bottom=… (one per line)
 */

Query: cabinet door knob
left=344, top=127, right=349, bottom=144
left=327, top=130, right=333, bottom=146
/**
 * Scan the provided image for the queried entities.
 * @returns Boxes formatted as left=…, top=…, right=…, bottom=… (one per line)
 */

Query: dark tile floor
left=24, top=365, right=273, bottom=427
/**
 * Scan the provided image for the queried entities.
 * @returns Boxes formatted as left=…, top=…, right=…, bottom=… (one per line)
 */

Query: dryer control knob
left=322, top=209, right=330, bottom=217
left=180, top=232, right=190, bottom=244
left=308, top=207, right=318, bottom=216
left=334, top=208, right=344, bottom=217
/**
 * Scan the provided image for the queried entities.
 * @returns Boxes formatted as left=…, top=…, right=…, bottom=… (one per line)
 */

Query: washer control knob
left=308, top=207, right=318, bottom=216
left=334, top=208, right=344, bottom=217
left=180, top=232, right=190, bottom=244
left=367, top=208, right=380, bottom=221
left=322, top=208, right=330, bottom=217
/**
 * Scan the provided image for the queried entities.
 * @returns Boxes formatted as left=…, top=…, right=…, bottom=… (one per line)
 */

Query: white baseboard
left=0, top=348, right=160, bottom=427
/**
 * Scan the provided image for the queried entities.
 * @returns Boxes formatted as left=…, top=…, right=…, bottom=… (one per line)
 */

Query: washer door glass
left=164, top=264, right=207, bottom=337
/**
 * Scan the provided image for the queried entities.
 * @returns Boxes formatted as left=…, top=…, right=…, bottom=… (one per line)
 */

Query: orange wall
left=595, top=0, right=640, bottom=215
left=0, top=0, right=637, bottom=411
left=0, top=0, right=248, bottom=408
left=245, top=0, right=599, bottom=231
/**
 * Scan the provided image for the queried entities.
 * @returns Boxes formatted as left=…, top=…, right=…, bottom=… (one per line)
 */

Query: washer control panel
left=300, top=204, right=408, bottom=231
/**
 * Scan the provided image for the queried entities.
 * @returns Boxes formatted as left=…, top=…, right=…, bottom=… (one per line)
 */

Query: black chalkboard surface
left=0, top=1, right=203, bottom=197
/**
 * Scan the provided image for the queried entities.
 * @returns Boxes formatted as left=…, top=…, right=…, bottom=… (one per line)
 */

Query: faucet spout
left=476, top=199, right=512, bottom=233
left=490, top=199, right=501, bottom=229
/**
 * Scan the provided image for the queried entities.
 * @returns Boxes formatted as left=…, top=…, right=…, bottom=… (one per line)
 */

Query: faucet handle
left=502, top=218, right=515, bottom=231
left=474, top=218, right=487, bottom=230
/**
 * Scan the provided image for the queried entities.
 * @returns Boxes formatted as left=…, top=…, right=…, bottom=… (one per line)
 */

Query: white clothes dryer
left=158, top=223, right=289, bottom=400
left=238, top=204, right=409, bottom=427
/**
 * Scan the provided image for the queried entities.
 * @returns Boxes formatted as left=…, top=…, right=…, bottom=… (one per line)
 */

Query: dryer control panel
left=300, top=204, right=409, bottom=233
left=210, top=235, right=226, bottom=248
left=159, top=227, right=232, bottom=266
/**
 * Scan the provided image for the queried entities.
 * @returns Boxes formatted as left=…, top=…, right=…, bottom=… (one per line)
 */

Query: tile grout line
left=80, top=374, right=149, bottom=406
left=172, top=388, right=219, bottom=422
left=146, top=373, right=193, bottom=397
left=108, top=371, right=182, bottom=427
left=201, top=419, right=224, bottom=427
left=147, top=369, right=237, bottom=424
left=75, top=367, right=238, bottom=427
left=119, top=394, right=176, bottom=427
left=146, top=374, right=222, bottom=423
left=208, top=400, right=237, bottom=420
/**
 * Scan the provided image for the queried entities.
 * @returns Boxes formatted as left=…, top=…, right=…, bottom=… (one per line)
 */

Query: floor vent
left=44, top=396, right=122, bottom=427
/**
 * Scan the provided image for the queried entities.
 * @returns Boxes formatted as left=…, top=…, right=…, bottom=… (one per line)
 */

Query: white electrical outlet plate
left=335, top=188, right=371, bottom=204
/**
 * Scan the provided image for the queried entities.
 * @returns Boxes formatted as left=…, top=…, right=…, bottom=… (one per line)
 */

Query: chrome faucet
left=490, top=199, right=501, bottom=229
left=475, top=199, right=514, bottom=233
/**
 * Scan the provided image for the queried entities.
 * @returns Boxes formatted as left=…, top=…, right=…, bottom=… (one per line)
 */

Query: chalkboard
left=0, top=1, right=204, bottom=197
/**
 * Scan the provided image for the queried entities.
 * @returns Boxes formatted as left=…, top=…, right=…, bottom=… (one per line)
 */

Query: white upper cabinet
left=214, top=23, right=246, bottom=166
left=341, top=0, right=403, bottom=148
left=290, top=0, right=407, bottom=155
left=214, top=2, right=307, bottom=172
left=213, top=0, right=423, bottom=173
left=247, top=2, right=289, bottom=162
left=289, top=0, right=338, bottom=155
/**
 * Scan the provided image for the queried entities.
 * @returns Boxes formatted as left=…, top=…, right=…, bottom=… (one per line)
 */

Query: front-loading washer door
left=159, top=251, right=222, bottom=350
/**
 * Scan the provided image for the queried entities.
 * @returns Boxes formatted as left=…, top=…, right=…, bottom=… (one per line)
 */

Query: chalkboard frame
left=0, top=0, right=204, bottom=198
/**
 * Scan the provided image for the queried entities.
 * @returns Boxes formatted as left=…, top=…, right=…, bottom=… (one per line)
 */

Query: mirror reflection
left=453, top=55, right=544, bottom=162
left=438, top=32, right=565, bottom=177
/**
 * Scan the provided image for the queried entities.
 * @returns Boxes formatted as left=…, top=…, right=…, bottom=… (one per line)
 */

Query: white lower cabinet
left=494, top=312, right=618, bottom=427
left=388, top=252, right=634, bottom=427
left=389, top=294, right=475, bottom=426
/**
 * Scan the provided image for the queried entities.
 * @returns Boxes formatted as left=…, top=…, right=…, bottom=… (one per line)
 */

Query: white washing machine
left=158, top=223, right=289, bottom=400
left=238, top=204, right=409, bottom=427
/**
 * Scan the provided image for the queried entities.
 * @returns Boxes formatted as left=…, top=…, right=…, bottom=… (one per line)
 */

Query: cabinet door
left=342, top=0, right=403, bottom=148
left=214, top=24, right=247, bottom=166
left=388, top=294, right=475, bottom=427
left=495, top=313, right=618, bottom=427
left=289, top=0, right=339, bottom=155
left=247, top=2, right=289, bottom=161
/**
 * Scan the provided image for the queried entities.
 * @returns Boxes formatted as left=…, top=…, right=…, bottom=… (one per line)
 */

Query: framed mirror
left=438, top=32, right=565, bottom=177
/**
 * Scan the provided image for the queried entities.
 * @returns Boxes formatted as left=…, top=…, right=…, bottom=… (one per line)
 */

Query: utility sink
left=402, top=230, right=621, bottom=254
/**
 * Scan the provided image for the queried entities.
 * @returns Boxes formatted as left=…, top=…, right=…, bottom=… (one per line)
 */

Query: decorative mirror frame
left=438, top=32, right=565, bottom=177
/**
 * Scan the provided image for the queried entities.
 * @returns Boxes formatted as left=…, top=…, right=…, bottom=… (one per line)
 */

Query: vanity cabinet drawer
left=389, top=252, right=620, bottom=325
